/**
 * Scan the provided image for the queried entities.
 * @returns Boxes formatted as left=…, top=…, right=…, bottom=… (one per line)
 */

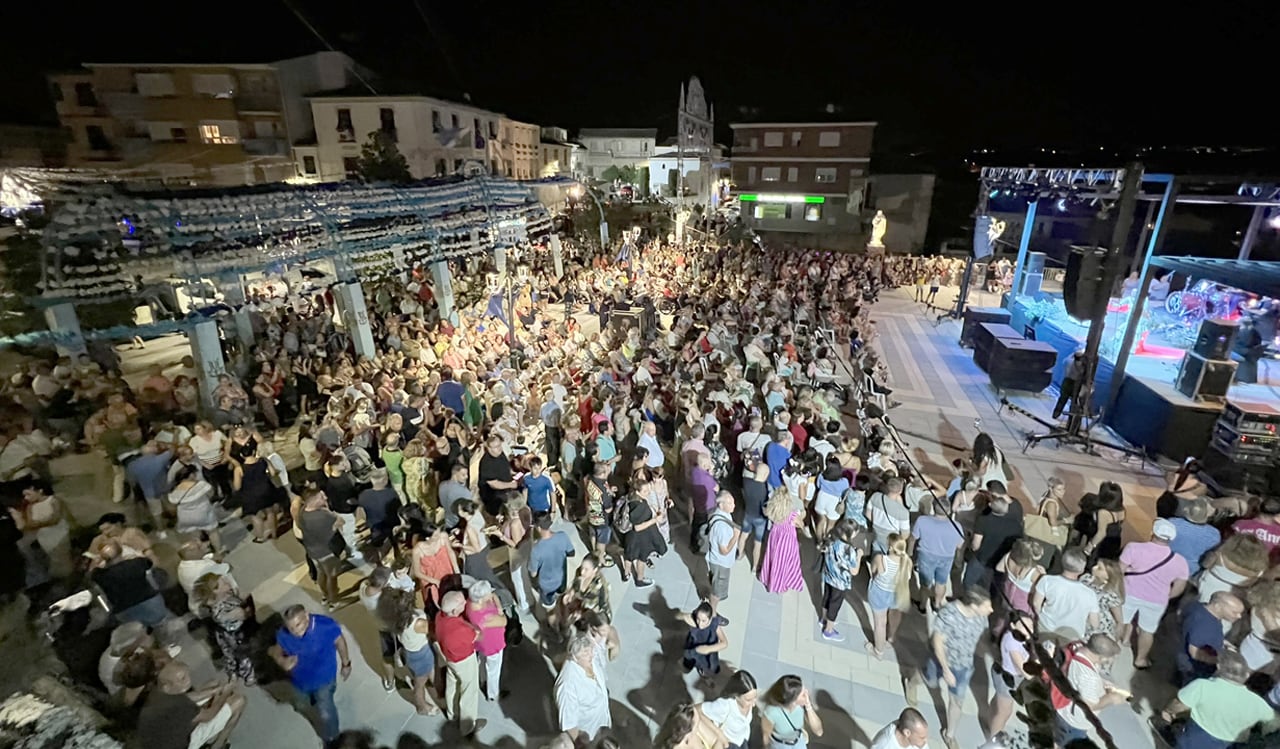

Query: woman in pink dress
left=760, top=487, right=805, bottom=593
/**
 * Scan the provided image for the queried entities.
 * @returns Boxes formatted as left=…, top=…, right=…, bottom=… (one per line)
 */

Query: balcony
left=243, top=137, right=288, bottom=156
left=235, top=92, right=282, bottom=112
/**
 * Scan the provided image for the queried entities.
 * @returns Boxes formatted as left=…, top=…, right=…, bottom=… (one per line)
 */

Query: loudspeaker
left=1021, top=252, right=1047, bottom=295
left=608, top=309, right=643, bottom=340
left=1193, top=318, right=1239, bottom=360
left=959, top=306, right=1012, bottom=347
left=1175, top=352, right=1236, bottom=401
left=1064, top=246, right=1108, bottom=319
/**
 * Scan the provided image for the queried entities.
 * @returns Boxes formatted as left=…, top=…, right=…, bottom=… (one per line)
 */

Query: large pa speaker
left=1193, top=318, right=1239, bottom=360
left=1064, top=247, right=1108, bottom=319
left=1175, top=352, right=1236, bottom=402
left=608, top=309, right=644, bottom=340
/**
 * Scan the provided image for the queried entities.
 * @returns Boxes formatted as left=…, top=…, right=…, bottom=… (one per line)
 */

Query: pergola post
left=1104, top=176, right=1179, bottom=416
left=43, top=302, right=86, bottom=357
left=430, top=260, right=458, bottom=326
left=550, top=233, right=565, bottom=279
left=333, top=282, right=376, bottom=360
left=189, top=319, right=226, bottom=410
left=216, top=273, right=254, bottom=346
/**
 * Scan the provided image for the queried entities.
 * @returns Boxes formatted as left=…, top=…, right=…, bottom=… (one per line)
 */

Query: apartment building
left=730, top=120, right=876, bottom=246
left=578, top=128, right=656, bottom=180
left=47, top=51, right=357, bottom=186
left=0, top=124, right=68, bottom=168
left=538, top=126, right=580, bottom=178
left=500, top=117, right=540, bottom=180
left=295, top=94, right=506, bottom=182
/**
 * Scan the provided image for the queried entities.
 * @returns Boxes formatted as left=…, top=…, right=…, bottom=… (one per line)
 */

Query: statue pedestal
left=866, top=242, right=886, bottom=257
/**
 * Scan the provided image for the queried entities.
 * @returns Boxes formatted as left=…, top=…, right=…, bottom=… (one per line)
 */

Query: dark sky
left=4, top=1, right=1277, bottom=154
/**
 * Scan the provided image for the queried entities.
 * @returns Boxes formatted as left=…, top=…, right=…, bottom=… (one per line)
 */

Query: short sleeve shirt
left=933, top=603, right=986, bottom=671
left=275, top=614, right=342, bottom=691
left=530, top=531, right=574, bottom=593
left=1120, top=541, right=1189, bottom=604
left=1177, top=601, right=1225, bottom=679
left=705, top=510, right=737, bottom=567
left=701, top=697, right=753, bottom=745
left=525, top=474, right=554, bottom=513
left=912, top=515, right=964, bottom=558
left=1178, top=677, right=1277, bottom=742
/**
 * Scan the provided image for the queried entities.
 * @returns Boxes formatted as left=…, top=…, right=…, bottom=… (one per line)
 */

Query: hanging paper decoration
left=23, top=174, right=558, bottom=305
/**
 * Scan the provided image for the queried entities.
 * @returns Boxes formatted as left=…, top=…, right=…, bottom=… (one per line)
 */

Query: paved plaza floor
left=16, top=285, right=1176, bottom=748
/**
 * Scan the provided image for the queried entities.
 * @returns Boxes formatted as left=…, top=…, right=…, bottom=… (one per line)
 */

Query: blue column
left=430, top=260, right=457, bottom=325
left=334, top=282, right=376, bottom=360
left=43, top=302, right=86, bottom=357
left=1010, top=200, right=1039, bottom=296
left=189, top=319, right=226, bottom=410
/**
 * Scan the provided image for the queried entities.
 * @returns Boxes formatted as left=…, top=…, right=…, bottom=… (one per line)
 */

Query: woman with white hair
left=465, top=579, right=509, bottom=701
left=555, top=632, right=612, bottom=743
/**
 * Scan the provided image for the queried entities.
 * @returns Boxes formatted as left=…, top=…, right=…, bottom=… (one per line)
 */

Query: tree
left=617, top=165, right=638, bottom=185
left=600, top=165, right=622, bottom=183
left=354, top=131, right=411, bottom=183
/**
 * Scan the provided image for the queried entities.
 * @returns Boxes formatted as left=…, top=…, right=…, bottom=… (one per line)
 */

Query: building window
left=50, top=83, right=63, bottom=102
left=343, top=157, right=359, bottom=179
left=763, top=131, right=783, bottom=147
left=454, top=159, right=464, bottom=173
left=432, top=110, right=442, bottom=133
left=815, top=167, right=838, bottom=183
left=379, top=108, right=396, bottom=140
left=818, top=131, right=841, bottom=147
left=753, top=203, right=790, bottom=220
left=171, top=127, right=187, bottom=143
left=435, top=158, right=447, bottom=176
left=198, top=121, right=240, bottom=145
left=792, top=131, right=802, bottom=146
left=747, top=166, right=757, bottom=183
left=488, top=121, right=497, bottom=138
left=135, top=73, right=176, bottom=97
left=74, top=82, right=97, bottom=107
left=805, top=204, right=822, bottom=222
left=761, top=166, right=781, bottom=182
left=85, top=125, right=110, bottom=151
left=303, top=155, right=317, bottom=175
left=336, top=108, right=355, bottom=142
left=191, top=73, right=235, bottom=98
left=451, top=113, right=460, bottom=129
left=787, top=167, right=798, bottom=182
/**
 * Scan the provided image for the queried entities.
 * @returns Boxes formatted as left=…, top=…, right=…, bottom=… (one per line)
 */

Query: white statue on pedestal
left=869, top=209, right=887, bottom=247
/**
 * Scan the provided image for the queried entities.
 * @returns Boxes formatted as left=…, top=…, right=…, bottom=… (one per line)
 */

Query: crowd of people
left=1, top=224, right=1279, bottom=749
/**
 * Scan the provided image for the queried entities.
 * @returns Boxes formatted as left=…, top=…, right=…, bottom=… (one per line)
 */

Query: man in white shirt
left=705, top=491, right=743, bottom=620
left=1055, top=635, right=1127, bottom=745
left=735, top=415, right=769, bottom=457
left=870, top=708, right=931, bottom=749
left=555, top=633, right=611, bottom=744
left=1031, top=548, right=1100, bottom=642
left=636, top=421, right=665, bottom=470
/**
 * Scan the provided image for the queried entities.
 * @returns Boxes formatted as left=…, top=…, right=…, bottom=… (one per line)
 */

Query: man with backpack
left=704, top=491, right=743, bottom=621
left=1052, top=634, right=1127, bottom=746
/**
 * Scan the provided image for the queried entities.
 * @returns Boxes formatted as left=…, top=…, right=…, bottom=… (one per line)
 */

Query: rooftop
left=577, top=128, right=658, bottom=138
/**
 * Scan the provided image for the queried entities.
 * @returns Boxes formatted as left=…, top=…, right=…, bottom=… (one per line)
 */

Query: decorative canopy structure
left=1149, top=256, right=1280, bottom=298
left=15, top=171, right=553, bottom=305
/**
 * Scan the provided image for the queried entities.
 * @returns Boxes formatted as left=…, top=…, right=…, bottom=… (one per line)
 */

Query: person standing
left=540, top=389, right=563, bottom=472
left=699, top=670, right=759, bottom=749
left=1053, top=349, right=1086, bottom=420
left=908, top=499, right=965, bottom=612
left=131, top=661, right=246, bottom=749
left=911, top=589, right=994, bottom=749
left=705, top=491, right=743, bottom=620
left=870, top=707, right=931, bottom=749
left=466, top=580, right=509, bottom=702
left=436, top=590, right=483, bottom=738
left=1160, top=651, right=1279, bottom=749
left=1030, top=547, right=1100, bottom=644
left=584, top=461, right=616, bottom=567
left=820, top=518, right=862, bottom=642
left=1052, top=635, right=1127, bottom=747
left=760, top=487, right=804, bottom=594
left=270, top=604, right=350, bottom=747
left=760, top=674, right=823, bottom=749
left=962, top=493, right=1022, bottom=591
left=1176, top=592, right=1245, bottom=685
left=866, top=534, right=912, bottom=657
left=555, top=632, right=612, bottom=744
left=530, top=515, right=576, bottom=613
left=1118, top=518, right=1190, bottom=669
left=90, top=541, right=172, bottom=628
left=297, top=488, right=344, bottom=610
left=478, top=434, right=518, bottom=517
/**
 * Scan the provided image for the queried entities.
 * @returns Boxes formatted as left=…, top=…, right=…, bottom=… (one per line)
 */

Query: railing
left=242, top=138, right=288, bottom=156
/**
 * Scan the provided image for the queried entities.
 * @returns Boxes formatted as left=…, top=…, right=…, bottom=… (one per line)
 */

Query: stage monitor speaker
left=959, top=306, right=1012, bottom=347
left=1175, top=352, right=1237, bottom=402
left=1193, top=318, right=1239, bottom=360
left=1063, top=246, right=1108, bottom=319
left=608, top=309, right=644, bottom=340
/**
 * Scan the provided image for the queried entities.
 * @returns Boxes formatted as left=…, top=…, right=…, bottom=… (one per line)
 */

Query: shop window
left=303, top=156, right=317, bottom=175
left=805, top=204, right=822, bottom=222
left=753, top=203, right=790, bottom=220
left=343, top=157, right=359, bottom=179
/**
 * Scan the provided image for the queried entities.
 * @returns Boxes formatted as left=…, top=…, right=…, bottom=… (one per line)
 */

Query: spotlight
left=1269, top=214, right=1280, bottom=230
left=1056, top=198, right=1067, bottom=212
left=988, top=189, right=1000, bottom=199
left=1003, top=189, right=1012, bottom=197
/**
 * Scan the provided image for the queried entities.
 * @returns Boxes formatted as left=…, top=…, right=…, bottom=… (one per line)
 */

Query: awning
left=1149, top=256, right=1280, bottom=298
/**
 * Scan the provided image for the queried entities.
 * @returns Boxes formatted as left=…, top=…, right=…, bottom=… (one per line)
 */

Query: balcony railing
left=243, top=137, right=288, bottom=156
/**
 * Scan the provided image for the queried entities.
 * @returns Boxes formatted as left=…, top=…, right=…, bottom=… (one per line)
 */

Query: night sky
left=4, top=2, right=1277, bottom=156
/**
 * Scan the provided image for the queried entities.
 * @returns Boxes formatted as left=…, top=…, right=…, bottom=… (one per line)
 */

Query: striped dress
left=760, top=511, right=804, bottom=593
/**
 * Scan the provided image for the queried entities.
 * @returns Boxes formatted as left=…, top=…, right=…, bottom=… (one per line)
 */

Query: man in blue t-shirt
left=523, top=456, right=557, bottom=518
left=765, top=432, right=794, bottom=489
left=271, top=605, right=350, bottom=744
left=1177, top=593, right=1244, bottom=685
left=528, top=516, right=575, bottom=607
left=435, top=366, right=465, bottom=416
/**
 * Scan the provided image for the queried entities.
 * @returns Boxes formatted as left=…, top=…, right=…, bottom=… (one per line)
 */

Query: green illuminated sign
left=804, top=196, right=825, bottom=204
left=737, top=193, right=824, bottom=204
left=739, top=194, right=758, bottom=201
